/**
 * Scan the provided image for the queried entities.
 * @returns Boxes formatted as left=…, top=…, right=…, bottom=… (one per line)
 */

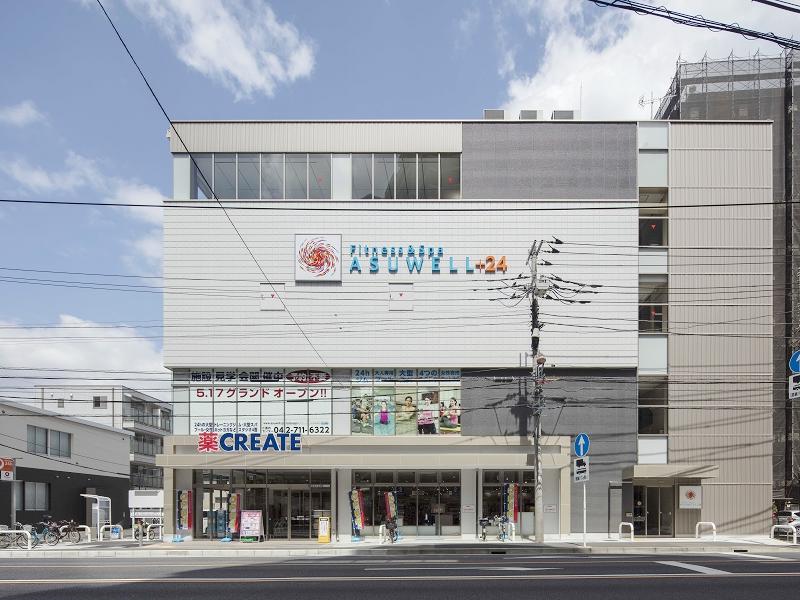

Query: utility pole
left=528, top=241, right=546, bottom=543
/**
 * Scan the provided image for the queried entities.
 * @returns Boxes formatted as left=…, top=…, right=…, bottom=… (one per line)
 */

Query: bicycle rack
left=146, top=523, right=164, bottom=540
left=58, top=524, right=91, bottom=543
left=4, top=530, right=33, bottom=550
left=618, top=522, right=634, bottom=541
left=695, top=521, right=716, bottom=540
left=770, top=524, right=798, bottom=545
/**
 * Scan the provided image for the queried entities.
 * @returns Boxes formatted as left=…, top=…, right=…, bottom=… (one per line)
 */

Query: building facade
left=36, top=386, right=172, bottom=489
left=0, top=400, right=131, bottom=527
left=656, top=52, right=800, bottom=502
left=159, top=117, right=773, bottom=540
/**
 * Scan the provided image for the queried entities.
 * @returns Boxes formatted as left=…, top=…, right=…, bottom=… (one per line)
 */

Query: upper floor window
left=93, top=395, right=108, bottom=409
left=188, top=153, right=460, bottom=201
left=49, top=430, right=71, bottom=458
left=27, top=425, right=47, bottom=455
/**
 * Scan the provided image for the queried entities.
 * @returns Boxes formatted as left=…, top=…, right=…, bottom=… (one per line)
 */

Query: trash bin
left=110, top=525, right=122, bottom=540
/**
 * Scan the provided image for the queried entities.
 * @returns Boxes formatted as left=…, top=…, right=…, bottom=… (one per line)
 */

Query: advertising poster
left=176, top=490, right=193, bottom=530
left=503, top=483, right=519, bottom=522
left=240, top=510, right=263, bottom=540
left=351, top=388, right=373, bottom=435
left=416, top=390, right=439, bottom=434
left=439, top=388, right=461, bottom=434
left=350, top=488, right=366, bottom=535
left=228, top=493, right=241, bottom=534
left=384, top=490, right=398, bottom=520
left=373, top=393, right=395, bottom=435
left=394, top=388, right=417, bottom=435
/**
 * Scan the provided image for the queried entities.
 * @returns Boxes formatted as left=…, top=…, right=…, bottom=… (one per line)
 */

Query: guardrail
left=770, top=524, right=798, bottom=545
left=695, top=521, right=716, bottom=540
left=618, top=522, right=634, bottom=541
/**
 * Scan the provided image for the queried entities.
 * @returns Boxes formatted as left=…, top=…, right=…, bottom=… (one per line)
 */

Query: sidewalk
left=1, top=532, right=798, bottom=559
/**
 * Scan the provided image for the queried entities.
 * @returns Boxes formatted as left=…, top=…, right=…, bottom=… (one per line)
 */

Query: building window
left=638, top=378, right=668, bottom=435
left=261, top=154, right=284, bottom=199
left=331, top=154, right=352, bottom=199
left=213, top=153, right=236, bottom=199
left=285, top=154, right=308, bottom=199
left=639, top=218, right=667, bottom=246
left=24, top=482, right=49, bottom=511
left=396, top=154, right=417, bottom=199
left=373, top=154, right=395, bottom=199
left=49, top=430, right=71, bottom=458
left=237, top=153, right=259, bottom=199
left=440, top=154, right=460, bottom=199
left=161, top=411, right=173, bottom=432
left=308, top=154, right=331, bottom=199
left=93, top=396, right=107, bottom=409
left=418, top=154, right=438, bottom=199
left=57, top=397, right=65, bottom=408
left=27, top=425, right=47, bottom=455
left=352, top=154, right=372, bottom=199
left=191, top=154, right=213, bottom=199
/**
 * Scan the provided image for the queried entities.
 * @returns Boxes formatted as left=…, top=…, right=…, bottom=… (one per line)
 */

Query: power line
left=752, top=0, right=800, bottom=15
left=93, top=0, right=328, bottom=368
left=588, top=0, right=800, bottom=50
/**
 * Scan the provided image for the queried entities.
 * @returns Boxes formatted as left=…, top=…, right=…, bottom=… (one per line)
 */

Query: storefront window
left=352, top=154, right=372, bottom=199
left=375, top=471, right=394, bottom=484
left=351, top=386, right=373, bottom=435
left=417, top=387, right=439, bottom=434
left=397, top=471, right=415, bottom=484
left=373, top=386, right=395, bottom=435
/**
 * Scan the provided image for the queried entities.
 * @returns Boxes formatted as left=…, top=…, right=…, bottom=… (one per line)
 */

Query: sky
left=0, top=0, right=796, bottom=396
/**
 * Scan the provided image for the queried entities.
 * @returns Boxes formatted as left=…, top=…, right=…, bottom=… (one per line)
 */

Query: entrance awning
left=622, top=463, right=719, bottom=480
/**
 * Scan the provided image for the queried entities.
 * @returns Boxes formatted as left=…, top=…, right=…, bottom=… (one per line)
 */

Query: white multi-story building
left=158, top=115, right=773, bottom=541
left=37, top=386, right=172, bottom=489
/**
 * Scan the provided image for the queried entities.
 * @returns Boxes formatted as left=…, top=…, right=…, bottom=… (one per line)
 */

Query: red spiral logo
left=298, top=237, right=338, bottom=277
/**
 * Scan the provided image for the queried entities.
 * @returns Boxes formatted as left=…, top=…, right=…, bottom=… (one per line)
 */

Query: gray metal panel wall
left=461, top=122, right=638, bottom=199
left=668, top=122, right=773, bottom=534
left=461, top=369, right=637, bottom=532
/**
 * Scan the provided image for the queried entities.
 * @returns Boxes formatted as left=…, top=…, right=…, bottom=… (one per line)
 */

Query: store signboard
left=346, top=241, right=508, bottom=276
left=679, top=485, right=702, bottom=509
left=240, top=510, right=262, bottom=539
left=197, top=431, right=302, bottom=453
left=0, top=458, right=14, bottom=481
left=295, top=234, right=342, bottom=282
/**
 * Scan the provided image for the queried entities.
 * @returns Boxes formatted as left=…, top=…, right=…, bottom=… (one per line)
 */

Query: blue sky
left=0, top=0, right=793, bottom=378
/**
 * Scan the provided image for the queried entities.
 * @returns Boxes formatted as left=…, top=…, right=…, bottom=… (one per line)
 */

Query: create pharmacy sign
left=294, top=233, right=508, bottom=281
left=197, top=431, right=302, bottom=453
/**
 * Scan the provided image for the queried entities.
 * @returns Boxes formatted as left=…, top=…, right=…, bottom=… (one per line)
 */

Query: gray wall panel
left=461, top=123, right=638, bottom=199
left=461, top=369, right=637, bottom=532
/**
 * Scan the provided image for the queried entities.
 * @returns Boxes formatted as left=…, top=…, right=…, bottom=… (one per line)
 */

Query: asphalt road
left=0, top=552, right=798, bottom=599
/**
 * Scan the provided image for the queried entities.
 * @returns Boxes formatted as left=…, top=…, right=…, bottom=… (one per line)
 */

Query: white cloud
left=500, top=0, right=795, bottom=119
left=0, top=151, right=166, bottom=273
left=456, top=5, right=481, bottom=48
left=124, top=0, right=315, bottom=99
left=0, top=100, right=45, bottom=127
left=0, top=315, right=167, bottom=401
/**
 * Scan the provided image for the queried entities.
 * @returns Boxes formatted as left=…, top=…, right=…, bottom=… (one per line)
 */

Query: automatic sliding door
left=291, top=489, right=311, bottom=539
left=269, top=489, right=289, bottom=539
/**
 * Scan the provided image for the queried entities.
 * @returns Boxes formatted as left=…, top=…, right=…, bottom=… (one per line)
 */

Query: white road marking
left=657, top=561, right=730, bottom=575
left=364, top=566, right=557, bottom=572
left=717, top=553, right=795, bottom=562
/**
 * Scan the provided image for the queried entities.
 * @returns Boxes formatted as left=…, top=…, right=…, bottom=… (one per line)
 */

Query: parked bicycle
left=42, top=519, right=81, bottom=545
left=133, top=520, right=160, bottom=541
left=384, top=516, right=399, bottom=544
left=0, top=522, right=42, bottom=549
left=479, top=516, right=492, bottom=541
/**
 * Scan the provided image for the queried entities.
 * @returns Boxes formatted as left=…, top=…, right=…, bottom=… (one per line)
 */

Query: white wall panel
left=168, top=122, right=462, bottom=153
left=162, top=200, right=638, bottom=369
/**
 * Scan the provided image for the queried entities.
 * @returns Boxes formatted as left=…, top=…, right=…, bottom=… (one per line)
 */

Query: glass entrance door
left=290, top=489, right=311, bottom=539
left=634, top=485, right=674, bottom=536
left=268, top=489, right=289, bottom=539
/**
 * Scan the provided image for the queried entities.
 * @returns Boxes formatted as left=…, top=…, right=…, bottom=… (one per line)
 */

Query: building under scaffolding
left=657, top=52, right=800, bottom=504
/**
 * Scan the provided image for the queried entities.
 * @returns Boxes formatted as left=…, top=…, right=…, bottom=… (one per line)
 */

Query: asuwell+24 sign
left=295, top=233, right=509, bottom=282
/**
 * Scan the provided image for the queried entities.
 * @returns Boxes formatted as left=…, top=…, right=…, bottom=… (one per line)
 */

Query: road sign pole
left=582, top=482, right=587, bottom=548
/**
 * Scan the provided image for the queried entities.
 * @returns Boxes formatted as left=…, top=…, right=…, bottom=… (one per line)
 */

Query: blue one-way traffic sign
left=790, top=350, right=800, bottom=374
left=574, top=433, right=590, bottom=457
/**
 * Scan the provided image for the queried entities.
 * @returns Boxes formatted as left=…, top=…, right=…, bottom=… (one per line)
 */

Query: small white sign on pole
left=789, top=374, right=800, bottom=400
left=573, top=457, right=589, bottom=483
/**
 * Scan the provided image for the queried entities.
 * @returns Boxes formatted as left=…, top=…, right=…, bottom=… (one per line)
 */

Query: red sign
left=285, top=369, right=331, bottom=384
left=0, top=458, right=14, bottom=481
